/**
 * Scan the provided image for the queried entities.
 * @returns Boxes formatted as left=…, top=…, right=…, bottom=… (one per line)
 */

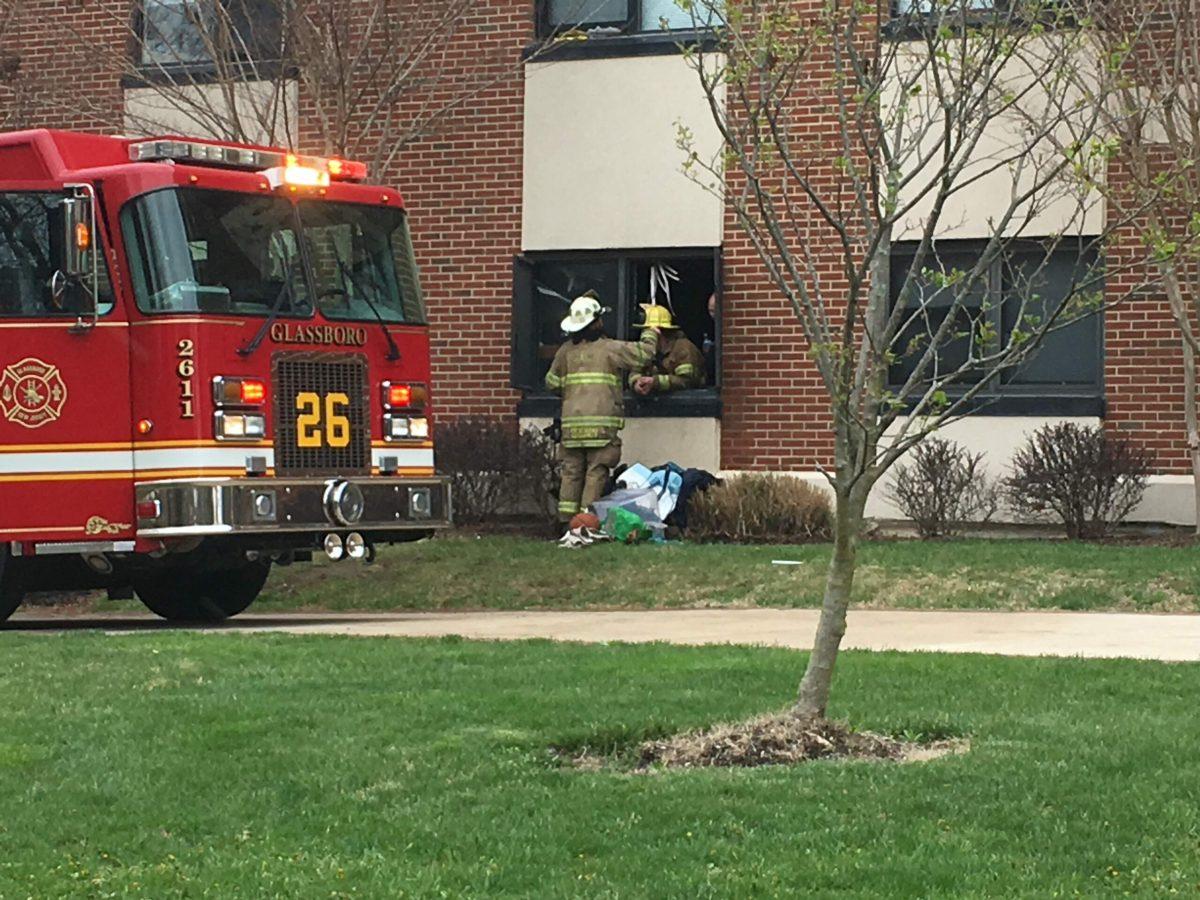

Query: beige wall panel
left=884, top=39, right=1106, bottom=241
left=124, top=81, right=299, bottom=146
left=521, top=416, right=721, bottom=472
left=522, top=56, right=725, bottom=250
left=728, top=417, right=1197, bottom=525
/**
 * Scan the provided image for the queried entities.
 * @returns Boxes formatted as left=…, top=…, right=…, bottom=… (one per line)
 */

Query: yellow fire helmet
left=637, top=303, right=680, bottom=330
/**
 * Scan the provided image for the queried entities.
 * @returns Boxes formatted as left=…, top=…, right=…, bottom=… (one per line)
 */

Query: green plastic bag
left=604, top=507, right=650, bottom=544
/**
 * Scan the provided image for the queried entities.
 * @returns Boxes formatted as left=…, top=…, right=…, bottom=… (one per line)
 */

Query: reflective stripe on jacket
left=628, top=333, right=707, bottom=393
left=545, top=330, right=656, bottom=448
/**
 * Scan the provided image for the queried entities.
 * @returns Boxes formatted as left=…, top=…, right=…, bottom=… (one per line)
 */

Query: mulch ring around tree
left=562, top=712, right=969, bottom=772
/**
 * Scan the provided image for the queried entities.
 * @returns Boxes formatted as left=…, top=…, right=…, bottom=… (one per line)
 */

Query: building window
left=512, top=248, right=721, bottom=412
left=888, top=240, right=1103, bottom=414
left=0, top=193, right=114, bottom=318
left=536, top=0, right=723, bottom=39
left=892, top=0, right=995, bottom=15
left=138, top=0, right=281, bottom=70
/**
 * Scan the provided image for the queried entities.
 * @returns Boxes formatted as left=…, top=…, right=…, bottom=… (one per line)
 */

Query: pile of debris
left=622, top=712, right=967, bottom=769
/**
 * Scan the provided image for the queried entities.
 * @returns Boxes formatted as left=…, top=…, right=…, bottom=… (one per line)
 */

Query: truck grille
left=273, top=352, right=371, bottom=476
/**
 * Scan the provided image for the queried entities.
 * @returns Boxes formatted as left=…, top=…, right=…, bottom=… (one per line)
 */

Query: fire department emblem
left=0, top=358, right=68, bottom=429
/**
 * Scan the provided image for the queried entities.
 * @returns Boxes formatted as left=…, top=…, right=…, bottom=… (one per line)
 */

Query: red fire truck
left=0, top=130, right=451, bottom=622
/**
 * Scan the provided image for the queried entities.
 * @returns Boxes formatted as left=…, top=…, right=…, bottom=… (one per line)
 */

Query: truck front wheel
left=0, top=547, right=21, bottom=623
left=134, top=559, right=271, bottom=622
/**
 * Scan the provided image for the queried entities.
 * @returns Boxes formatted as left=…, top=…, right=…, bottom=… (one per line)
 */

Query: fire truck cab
left=0, top=130, right=451, bottom=622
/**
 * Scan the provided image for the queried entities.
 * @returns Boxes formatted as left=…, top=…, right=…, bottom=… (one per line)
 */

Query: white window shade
left=639, top=0, right=723, bottom=30
left=547, top=0, right=628, bottom=26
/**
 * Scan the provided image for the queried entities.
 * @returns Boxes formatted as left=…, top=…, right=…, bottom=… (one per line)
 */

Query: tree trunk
left=794, top=486, right=868, bottom=719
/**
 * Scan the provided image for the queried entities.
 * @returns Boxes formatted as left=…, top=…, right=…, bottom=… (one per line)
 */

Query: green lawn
left=1, top=634, right=1198, bottom=896
left=249, top=534, right=1200, bottom=614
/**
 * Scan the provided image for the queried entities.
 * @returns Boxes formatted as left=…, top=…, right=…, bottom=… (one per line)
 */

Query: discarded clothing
left=558, top=526, right=612, bottom=549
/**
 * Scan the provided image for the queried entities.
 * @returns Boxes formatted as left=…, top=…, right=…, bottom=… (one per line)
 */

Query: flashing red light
left=328, top=158, right=369, bottom=181
left=240, top=379, right=266, bottom=405
left=388, top=384, right=412, bottom=408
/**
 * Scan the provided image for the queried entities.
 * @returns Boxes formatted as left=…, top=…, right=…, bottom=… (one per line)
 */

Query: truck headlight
left=409, top=487, right=432, bottom=519
left=385, top=414, right=429, bottom=441
left=324, top=480, right=365, bottom=526
left=215, top=412, right=266, bottom=441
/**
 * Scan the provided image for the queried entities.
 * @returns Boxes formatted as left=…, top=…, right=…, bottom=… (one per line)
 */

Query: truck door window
left=0, top=192, right=114, bottom=318
left=121, top=188, right=312, bottom=316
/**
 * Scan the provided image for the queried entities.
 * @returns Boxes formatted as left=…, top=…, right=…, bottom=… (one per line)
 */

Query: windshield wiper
left=335, top=257, right=401, bottom=361
left=238, top=256, right=302, bottom=358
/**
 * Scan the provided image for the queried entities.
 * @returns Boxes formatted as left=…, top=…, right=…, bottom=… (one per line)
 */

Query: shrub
left=687, top=474, right=832, bottom=543
left=516, top=424, right=562, bottom=534
left=434, top=417, right=562, bottom=531
left=885, top=437, right=998, bottom=538
left=434, top=417, right=520, bottom=524
left=1004, top=422, right=1152, bottom=539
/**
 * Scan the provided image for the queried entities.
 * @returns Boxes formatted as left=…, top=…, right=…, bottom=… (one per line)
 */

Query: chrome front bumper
left=135, top=476, right=451, bottom=538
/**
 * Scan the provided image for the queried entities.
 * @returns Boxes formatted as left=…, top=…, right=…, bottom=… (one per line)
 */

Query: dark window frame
left=128, top=0, right=285, bottom=85
left=513, top=246, right=722, bottom=420
left=527, top=0, right=722, bottom=60
left=884, top=0, right=1074, bottom=41
left=888, top=237, right=1105, bottom=417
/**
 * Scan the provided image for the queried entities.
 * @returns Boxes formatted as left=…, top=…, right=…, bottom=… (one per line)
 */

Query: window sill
left=121, top=59, right=292, bottom=89
left=522, top=30, right=719, bottom=62
left=893, top=393, right=1105, bottom=417
left=517, top=388, right=722, bottom=419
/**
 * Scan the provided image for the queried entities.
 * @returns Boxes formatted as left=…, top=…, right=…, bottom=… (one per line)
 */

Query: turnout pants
left=557, top=441, right=621, bottom=521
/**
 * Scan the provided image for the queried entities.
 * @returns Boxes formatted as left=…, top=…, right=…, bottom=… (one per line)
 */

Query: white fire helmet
left=560, top=295, right=609, bottom=334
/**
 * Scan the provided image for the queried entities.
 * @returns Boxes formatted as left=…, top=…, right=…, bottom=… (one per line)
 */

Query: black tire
left=0, top=547, right=21, bottom=623
left=134, top=559, right=271, bottom=622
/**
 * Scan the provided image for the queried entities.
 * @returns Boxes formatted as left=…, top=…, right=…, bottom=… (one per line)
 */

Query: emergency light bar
left=128, top=139, right=368, bottom=183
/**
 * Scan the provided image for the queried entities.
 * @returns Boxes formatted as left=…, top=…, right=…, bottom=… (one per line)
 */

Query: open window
left=512, top=248, right=721, bottom=416
left=535, top=0, right=724, bottom=39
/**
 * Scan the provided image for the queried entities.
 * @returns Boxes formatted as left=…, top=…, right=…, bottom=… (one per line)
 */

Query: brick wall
left=379, top=2, right=530, bottom=420
left=0, top=1, right=125, bottom=133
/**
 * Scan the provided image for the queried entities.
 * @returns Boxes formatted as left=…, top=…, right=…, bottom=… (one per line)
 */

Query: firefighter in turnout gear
left=630, top=304, right=707, bottom=396
left=546, top=293, right=658, bottom=521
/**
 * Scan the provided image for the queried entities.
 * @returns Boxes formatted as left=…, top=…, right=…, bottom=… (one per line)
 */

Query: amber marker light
left=75, top=222, right=91, bottom=251
left=136, top=419, right=154, bottom=435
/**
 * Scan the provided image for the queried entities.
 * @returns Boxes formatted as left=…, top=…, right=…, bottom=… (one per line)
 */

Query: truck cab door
left=0, top=187, right=135, bottom=544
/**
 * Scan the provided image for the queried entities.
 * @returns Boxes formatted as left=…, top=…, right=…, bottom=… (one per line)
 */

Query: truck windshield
left=121, top=189, right=427, bottom=324
left=298, top=201, right=427, bottom=324
left=122, top=189, right=310, bottom=316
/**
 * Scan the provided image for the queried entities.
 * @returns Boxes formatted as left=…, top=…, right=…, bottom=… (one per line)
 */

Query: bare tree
left=72, top=0, right=522, bottom=177
left=678, top=0, right=1172, bottom=718
left=1061, top=0, right=1200, bottom=534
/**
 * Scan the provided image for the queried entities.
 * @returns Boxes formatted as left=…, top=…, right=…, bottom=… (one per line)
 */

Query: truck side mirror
left=61, top=194, right=93, bottom=278
left=61, top=185, right=99, bottom=332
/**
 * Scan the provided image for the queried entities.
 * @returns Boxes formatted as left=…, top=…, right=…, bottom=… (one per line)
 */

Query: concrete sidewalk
left=10, top=608, right=1200, bottom=662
